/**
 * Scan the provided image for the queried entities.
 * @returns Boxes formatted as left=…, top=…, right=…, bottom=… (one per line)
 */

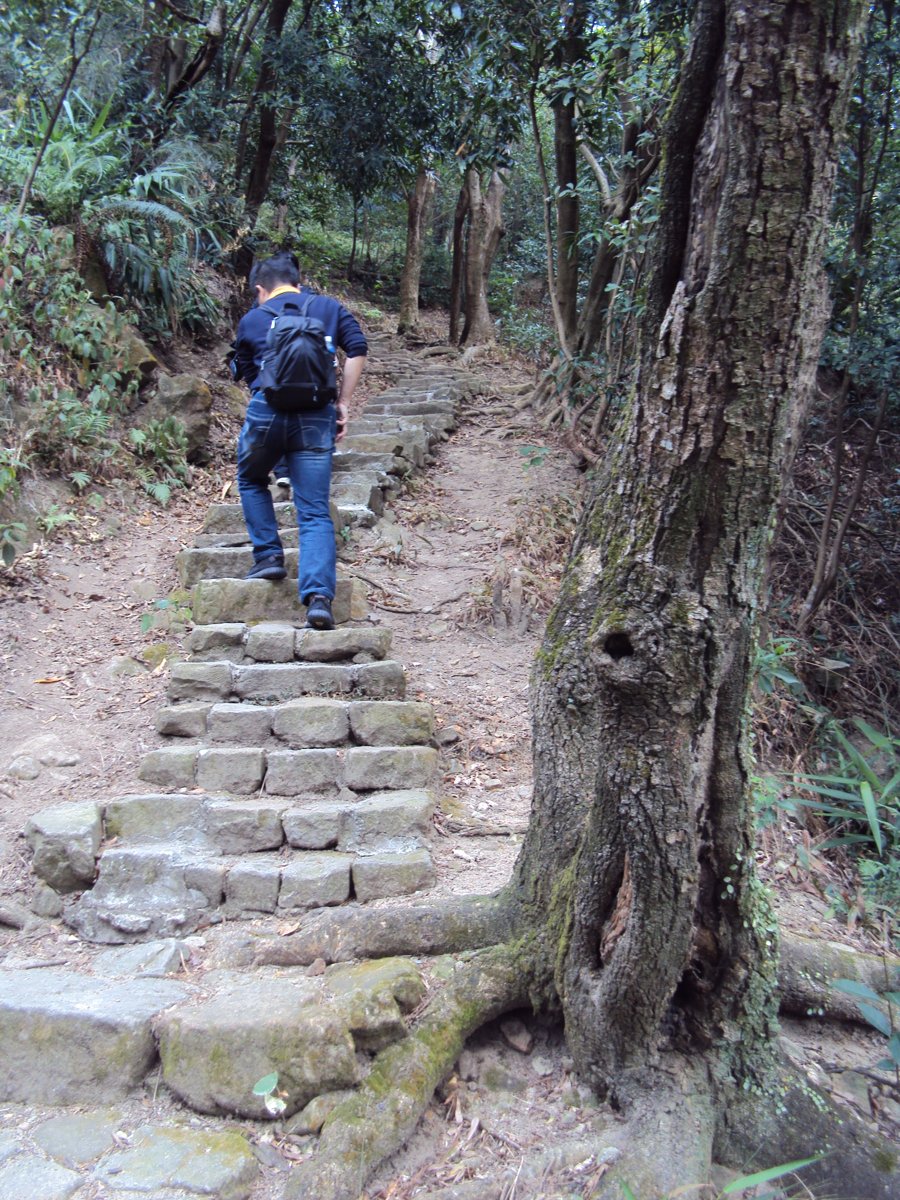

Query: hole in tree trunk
left=604, top=632, right=634, bottom=659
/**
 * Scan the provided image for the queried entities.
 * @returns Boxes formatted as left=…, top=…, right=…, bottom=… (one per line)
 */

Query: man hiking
left=230, top=253, right=367, bottom=631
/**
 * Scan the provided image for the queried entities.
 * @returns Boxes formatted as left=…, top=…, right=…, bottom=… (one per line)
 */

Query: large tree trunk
left=459, top=166, right=506, bottom=347
left=397, top=167, right=436, bottom=334
left=513, top=0, right=868, bottom=1175
left=552, top=0, right=587, bottom=345
left=243, top=0, right=294, bottom=220
left=448, top=180, right=469, bottom=346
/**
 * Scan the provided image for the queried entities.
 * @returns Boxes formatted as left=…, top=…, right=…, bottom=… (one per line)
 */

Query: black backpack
left=256, top=296, right=337, bottom=413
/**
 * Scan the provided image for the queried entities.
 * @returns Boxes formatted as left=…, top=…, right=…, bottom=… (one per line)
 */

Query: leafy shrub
left=789, top=717, right=900, bottom=919
left=129, top=416, right=190, bottom=505
left=498, top=308, right=554, bottom=364
left=0, top=218, right=132, bottom=478
left=0, top=216, right=186, bottom=554
left=0, top=93, right=219, bottom=338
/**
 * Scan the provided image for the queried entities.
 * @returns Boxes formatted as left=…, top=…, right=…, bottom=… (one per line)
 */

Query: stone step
left=28, top=787, right=436, bottom=898
left=137, top=740, right=438, bottom=794
left=375, top=385, right=464, bottom=401
left=180, top=538, right=381, bottom=589
left=333, top=448, right=407, bottom=474
left=104, top=789, right=435, bottom=852
left=156, top=696, right=433, bottom=746
left=196, top=494, right=373, bottom=547
left=190, top=574, right=368, bottom=625
left=201, top=498, right=328, bottom=535
left=0, top=1113, right=259, bottom=1199
left=350, top=412, right=455, bottom=440
left=64, top=838, right=436, bottom=942
left=166, top=657, right=406, bottom=704
left=185, top=621, right=392, bottom=663
left=366, top=396, right=457, bottom=417
left=0, top=954, right=427, bottom=1127
left=339, top=429, right=430, bottom=468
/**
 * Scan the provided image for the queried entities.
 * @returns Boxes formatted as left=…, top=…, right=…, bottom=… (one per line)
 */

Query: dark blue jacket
left=232, top=287, right=367, bottom=389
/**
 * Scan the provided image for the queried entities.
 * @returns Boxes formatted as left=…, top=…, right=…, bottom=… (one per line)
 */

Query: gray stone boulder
left=104, top=795, right=209, bottom=846
left=157, top=958, right=424, bottom=1119
left=65, top=846, right=212, bottom=943
left=272, top=698, right=350, bottom=747
left=295, top=626, right=391, bottom=663
left=278, top=853, right=352, bottom=910
left=349, top=700, right=434, bottom=745
left=110, top=323, right=159, bottom=390
left=157, top=970, right=360, bottom=1118
left=143, top=373, right=214, bottom=464
left=25, top=802, right=102, bottom=893
left=93, top=1124, right=258, bottom=1200
left=323, top=957, right=426, bottom=1051
left=338, top=789, right=435, bottom=852
left=352, top=849, right=436, bottom=900
left=0, top=968, right=188, bottom=1103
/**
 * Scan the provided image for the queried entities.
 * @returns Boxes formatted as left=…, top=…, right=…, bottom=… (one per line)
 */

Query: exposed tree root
left=588, top=1060, right=716, bottom=1198
left=778, top=930, right=899, bottom=1022
left=237, top=901, right=900, bottom=1199
left=249, top=895, right=514, bottom=967
left=716, top=1059, right=899, bottom=1199
left=241, top=903, right=899, bottom=1027
left=280, top=944, right=528, bottom=1200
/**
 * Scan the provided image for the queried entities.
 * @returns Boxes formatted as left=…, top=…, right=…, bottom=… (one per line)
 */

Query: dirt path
left=0, top=332, right=893, bottom=1198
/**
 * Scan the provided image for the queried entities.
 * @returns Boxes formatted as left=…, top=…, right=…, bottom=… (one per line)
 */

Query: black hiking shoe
left=246, top=556, right=286, bottom=581
left=305, top=594, right=334, bottom=630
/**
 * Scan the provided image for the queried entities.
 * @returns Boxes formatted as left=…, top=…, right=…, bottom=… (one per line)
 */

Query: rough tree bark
left=241, top=0, right=293, bottom=219
left=397, top=167, right=436, bottom=334
left=458, top=166, right=506, bottom=347
left=510, top=3, right=881, bottom=1190
left=448, top=180, right=469, bottom=346
left=272, top=3, right=900, bottom=1198
left=552, top=0, right=588, bottom=346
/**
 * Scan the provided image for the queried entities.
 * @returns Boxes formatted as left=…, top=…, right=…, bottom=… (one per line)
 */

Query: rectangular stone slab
left=202, top=500, right=334, bottom=535
left=192, top=576, right=367, bottom=625
left=0, top=969, right=189, bottom=1103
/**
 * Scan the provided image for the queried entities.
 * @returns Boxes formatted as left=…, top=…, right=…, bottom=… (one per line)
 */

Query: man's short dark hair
left=250, top=252, right=300, bottom=291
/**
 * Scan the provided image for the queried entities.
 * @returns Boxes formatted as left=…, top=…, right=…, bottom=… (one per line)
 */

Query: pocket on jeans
left=296, top=409, right=335, bottom=452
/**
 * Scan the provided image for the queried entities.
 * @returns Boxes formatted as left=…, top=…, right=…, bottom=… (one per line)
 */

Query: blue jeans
left=237, top=393, right=336, bottom=602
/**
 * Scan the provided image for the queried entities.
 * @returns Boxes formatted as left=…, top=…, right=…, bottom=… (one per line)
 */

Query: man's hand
left=335, top=401, right=348, bottom=443
left=336, top=354, right=364, bottom=444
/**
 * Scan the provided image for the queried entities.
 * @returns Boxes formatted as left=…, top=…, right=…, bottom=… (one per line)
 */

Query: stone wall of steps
left=24, top=354, right=478, bottom=948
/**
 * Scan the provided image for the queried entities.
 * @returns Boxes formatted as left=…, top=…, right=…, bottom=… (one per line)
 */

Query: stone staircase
left=25, top=350, right=470, bottom=946
left=0, top=345, right=485, bottom=1200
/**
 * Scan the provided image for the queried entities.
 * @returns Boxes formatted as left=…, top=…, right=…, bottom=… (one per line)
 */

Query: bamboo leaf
left=722, top=1156, right=823, bottom=1192
left=858, top=781, right=883, bottom=855
left=832, top=978, right=882, bottom=1002
left=857, top=1002, right=892, bottom=1038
